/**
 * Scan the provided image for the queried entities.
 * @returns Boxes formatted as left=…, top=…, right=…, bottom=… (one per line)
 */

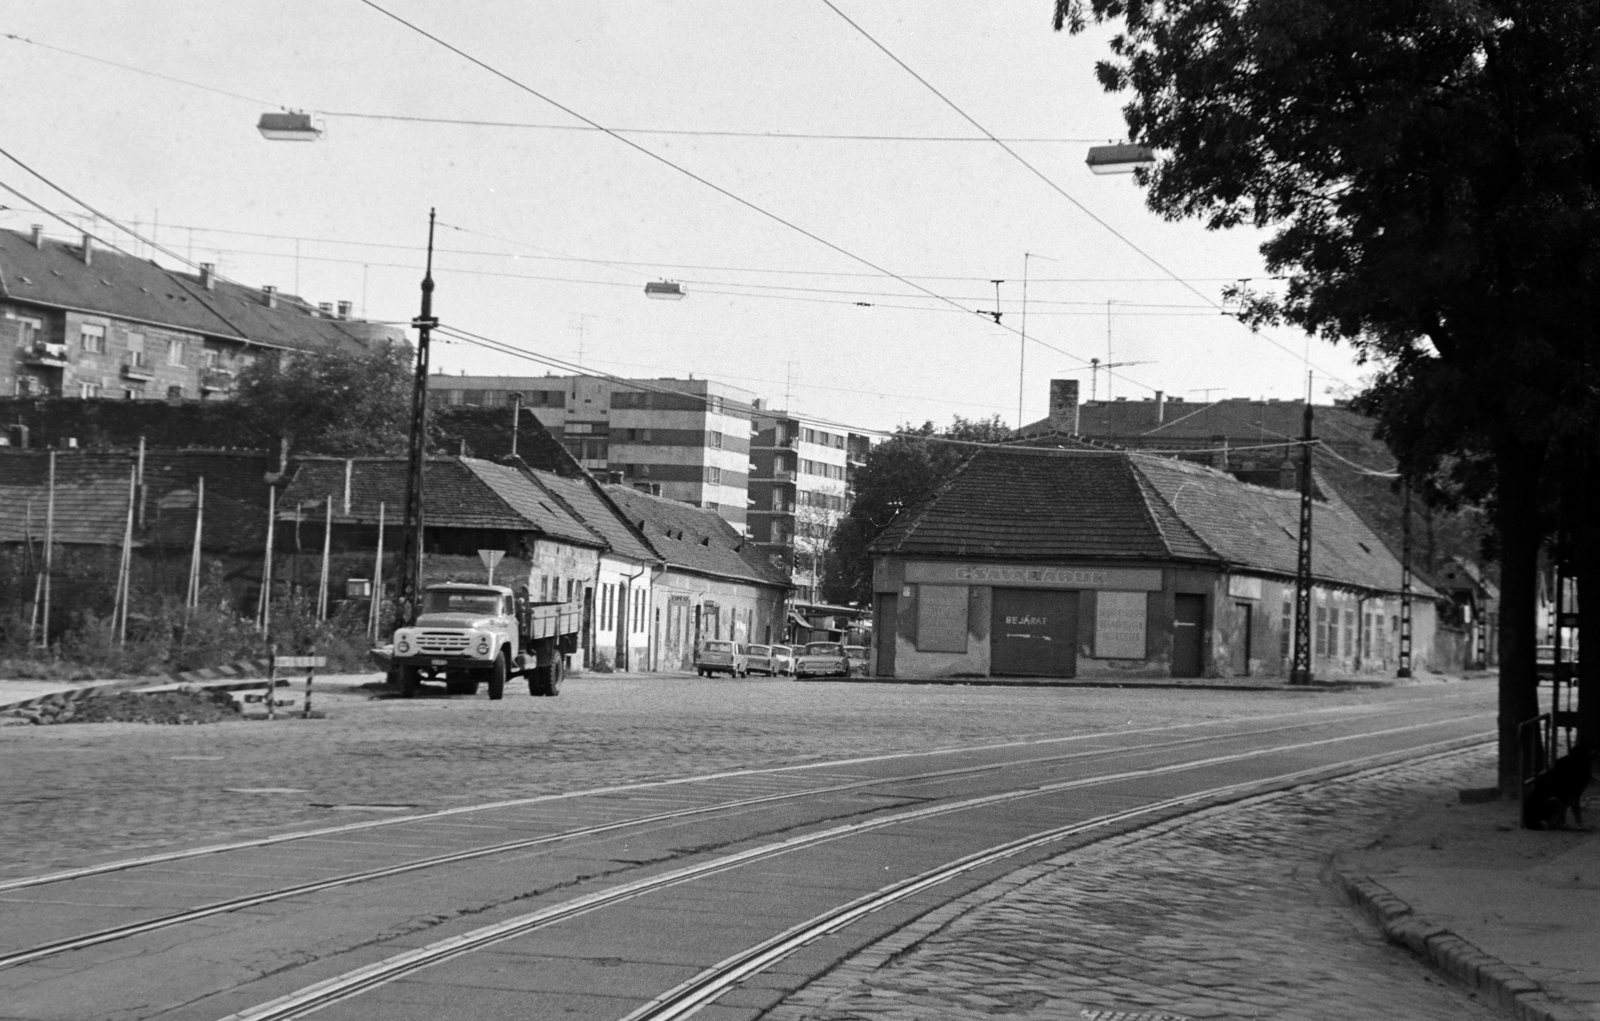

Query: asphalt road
left=0, top=673, right=1501, bottom=1021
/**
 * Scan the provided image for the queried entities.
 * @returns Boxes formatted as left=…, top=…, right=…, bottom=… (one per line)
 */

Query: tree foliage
left=233, top=342, right=421, bottom=456
left=1054, top=0, right=1600, bottom=775
left=821, top=415, right=1010, bottom=605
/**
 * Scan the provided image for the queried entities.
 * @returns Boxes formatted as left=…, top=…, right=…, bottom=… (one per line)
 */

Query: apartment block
left=1, top=226, right=401, bottom=402
left=748, top=412, right=872, bottom=601
left=431, top=374, right=756, bottom=530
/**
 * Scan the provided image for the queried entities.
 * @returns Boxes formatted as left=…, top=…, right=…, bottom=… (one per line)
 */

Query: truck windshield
left=421, top=591, right=502, bottom=615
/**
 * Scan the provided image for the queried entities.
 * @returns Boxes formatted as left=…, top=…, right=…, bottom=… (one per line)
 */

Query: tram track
left=212, top=729, right=1493, bottom=1021
left=0, top=693, right=1469, bottom=897
left=0, top=707, right=1482, bottom=974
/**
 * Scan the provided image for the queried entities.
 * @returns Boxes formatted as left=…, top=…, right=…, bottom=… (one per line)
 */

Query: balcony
left=21, top=342, right=69, bottom=368
left=200, top=367, right=236, bottom=393
left=771, top=469, right=796, bottom=482
left=121, top=352, right=156, bottom=381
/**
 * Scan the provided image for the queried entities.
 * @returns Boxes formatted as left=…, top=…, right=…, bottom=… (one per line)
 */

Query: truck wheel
left=547, top=656, right=564, bottom=696
left=399, top=665, right=421, bottom=698
left=488, top=655, right=507, bottom=700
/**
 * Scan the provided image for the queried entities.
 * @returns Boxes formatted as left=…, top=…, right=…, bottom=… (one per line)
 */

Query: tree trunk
left=1578, top=442, right=1600, bottom=747
left=1495, top=435, right=1545, bottom=795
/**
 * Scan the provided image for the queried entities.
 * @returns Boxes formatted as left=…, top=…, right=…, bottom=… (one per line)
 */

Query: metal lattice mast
left=1399, top=480, right=1413, bottom=678
left=395, top=209, right=439, bottom=627
left=1290, top=400, right=1315, bottom=684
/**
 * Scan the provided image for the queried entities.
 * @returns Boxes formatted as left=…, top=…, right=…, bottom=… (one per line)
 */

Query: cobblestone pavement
left=764, top=747, right=1503, bottom=1021
left=0, top=673, right=1489, bottom=878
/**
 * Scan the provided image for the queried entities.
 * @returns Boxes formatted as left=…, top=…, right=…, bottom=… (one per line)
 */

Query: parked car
left=844, top=645, right=869, bottom=676
left=770, top=645, right=797, bottom=677
left=795, top=641, right=851, bottom=679
left=745, top=644, right=781, bottom=676
left=695, top=640, right=747, bottom=678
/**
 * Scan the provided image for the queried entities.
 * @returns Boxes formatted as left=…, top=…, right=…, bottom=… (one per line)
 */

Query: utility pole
left=395, top=210, right=439, bottom=629
left=1290, top=393, right=1315, bottom=684
left=509, top=391, right=523, bottom=459
left=1399, top=479, right=1413, bottom=678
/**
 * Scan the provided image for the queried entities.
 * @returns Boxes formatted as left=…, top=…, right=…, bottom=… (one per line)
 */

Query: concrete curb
left=1331, top=870, right=1588, bottom=1021
left=0, top=658, right=276, bottom=718
left=795, top=674, right=1388, bottom=692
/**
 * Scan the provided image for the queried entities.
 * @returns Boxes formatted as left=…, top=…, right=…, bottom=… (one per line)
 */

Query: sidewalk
left=1334, top=783, right=1600, bottom=1020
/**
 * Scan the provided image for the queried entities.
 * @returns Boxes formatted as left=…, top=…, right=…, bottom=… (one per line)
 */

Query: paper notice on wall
left=916, top=584, right=970, bottom=653
left=1096, top=590, right=1147, bottom=659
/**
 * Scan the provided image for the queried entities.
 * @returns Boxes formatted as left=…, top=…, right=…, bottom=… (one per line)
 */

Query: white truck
left=382, top=582, right=580, bottom=699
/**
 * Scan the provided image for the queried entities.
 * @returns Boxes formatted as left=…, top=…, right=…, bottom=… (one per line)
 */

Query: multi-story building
left=1, top=225, right=400, bottom=401
left=431, top=374, right=756, bottom=530
left=747, top=412, right=872, bottom=602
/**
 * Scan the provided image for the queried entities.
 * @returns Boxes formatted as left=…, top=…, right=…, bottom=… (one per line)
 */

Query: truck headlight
left=397, top=636, right=412, bottom=655
left=477, top=637, right=491, bottom=656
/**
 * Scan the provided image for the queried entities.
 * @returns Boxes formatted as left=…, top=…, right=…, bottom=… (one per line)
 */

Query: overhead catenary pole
left=509, top=391, right=522, bottom=458
left=1289, top=390, right=1315, bottom=684
left=395, top=209, right=439, bottom=629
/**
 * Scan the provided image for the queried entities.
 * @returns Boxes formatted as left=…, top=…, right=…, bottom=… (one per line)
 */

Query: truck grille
left=416, top=632, right=472, bottom=654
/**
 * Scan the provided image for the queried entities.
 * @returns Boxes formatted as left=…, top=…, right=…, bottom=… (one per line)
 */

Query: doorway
left=1230, top=600, right=1252, bottom=676
left=990, top=588, right=1077, bottom=677
left=1172, top=593, right=1205, bottom=677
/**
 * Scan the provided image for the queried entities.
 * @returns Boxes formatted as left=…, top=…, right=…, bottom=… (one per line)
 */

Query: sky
left=0, top=1, right=1369, bottom=434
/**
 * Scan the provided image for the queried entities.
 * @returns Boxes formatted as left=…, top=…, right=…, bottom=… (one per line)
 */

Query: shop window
left=916, top=585, right=969, bottom=653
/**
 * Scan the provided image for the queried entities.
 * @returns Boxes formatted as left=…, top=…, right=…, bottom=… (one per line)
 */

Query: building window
left=167, top=385, right=185, bottom=400
left=707, top=466, right=722, bottom=485
left=79, top=381, right=102, bottom=398
left=1343, top=610, right=1355, bottom=659
left=123, top=386, right=145, bottom=400
left=126, top=332, right=147, bottom=368
left=6, top=313, right=42, bottom=347
left=709, top=431, right=723, bottom=449
left=167, top=339, right=185, bottom=366
left=1280, top=600, right=1292, bottom=659
left=80, top=323, right=105, bottom=353
left=1315, top=606, right=1328, bottom=657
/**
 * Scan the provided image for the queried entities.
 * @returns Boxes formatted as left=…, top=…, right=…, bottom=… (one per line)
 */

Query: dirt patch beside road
left=18, top=689, right=242, bottom=726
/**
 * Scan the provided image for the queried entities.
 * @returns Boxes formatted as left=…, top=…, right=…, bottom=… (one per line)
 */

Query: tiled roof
left=1132, top=456, right=1434, bottom=596
left=0, top=448, right=274, bottom=551
left=0, top=228, right=386, bottom=354
left=463, top=459, right=606, bottom=549
left=874, top=447, right=1218, bottom=563
left=604, top=484, right=789, bottom=588
left=872, top=446, right=1432, bottom=597
left=530, top=471, right=658, bottom=563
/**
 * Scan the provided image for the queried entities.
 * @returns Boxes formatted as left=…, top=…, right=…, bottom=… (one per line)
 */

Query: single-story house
left=869, top=446, right=1442, bottom=681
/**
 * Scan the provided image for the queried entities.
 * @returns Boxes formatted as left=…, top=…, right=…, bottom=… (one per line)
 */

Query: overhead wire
left=817, top=0, right=1358, bottom=391
left=352, top=0, right=1160, bottom=396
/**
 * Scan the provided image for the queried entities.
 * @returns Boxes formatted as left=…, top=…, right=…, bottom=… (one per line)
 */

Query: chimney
left=1154, top=390, right=1165, bottom=423
left=336, top=300, right=352, bottom=319
left=1048, top=378, right=1080, bottom=435
left=261, top=285, right=277, bottom=308
left=80, top=234, right=93, bottom=266
left=318, top=302, right=334, bottom=317
left=30, top=224, right=43, bottom=249
left=199, top=263, right=216, bottom=290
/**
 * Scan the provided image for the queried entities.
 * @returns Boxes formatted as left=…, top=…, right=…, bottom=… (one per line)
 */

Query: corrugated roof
left=604, top=484, right=789, bottom=588
left=0, top=228, right=384, bottom=354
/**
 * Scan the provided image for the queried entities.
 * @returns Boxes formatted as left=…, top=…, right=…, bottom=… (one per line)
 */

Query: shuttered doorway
left=990, top=588, right=1077, bottom=677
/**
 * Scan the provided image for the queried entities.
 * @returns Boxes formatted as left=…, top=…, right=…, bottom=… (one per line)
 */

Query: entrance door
left=990, top=588, right=1077, bottom=677
left=875, top=594, right=898, bottom=677
left=1230, top=601, right=1252, bottom=676
left=1173, top=593, right=1205, bottom=677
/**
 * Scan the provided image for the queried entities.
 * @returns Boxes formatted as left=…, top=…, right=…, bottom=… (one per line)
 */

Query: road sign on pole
left=478, top=549, right=505, bottom=584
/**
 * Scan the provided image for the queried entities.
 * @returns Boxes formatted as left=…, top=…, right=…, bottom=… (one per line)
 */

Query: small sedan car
left=695, top=640, right=747, bottom=678
left=769, top=645, right=797, bottom=677
left=844, top=645, right=869, bottom=677
left=795, top=641, right=851, bottom=679
left=744, top=644, right=781, bottom=676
